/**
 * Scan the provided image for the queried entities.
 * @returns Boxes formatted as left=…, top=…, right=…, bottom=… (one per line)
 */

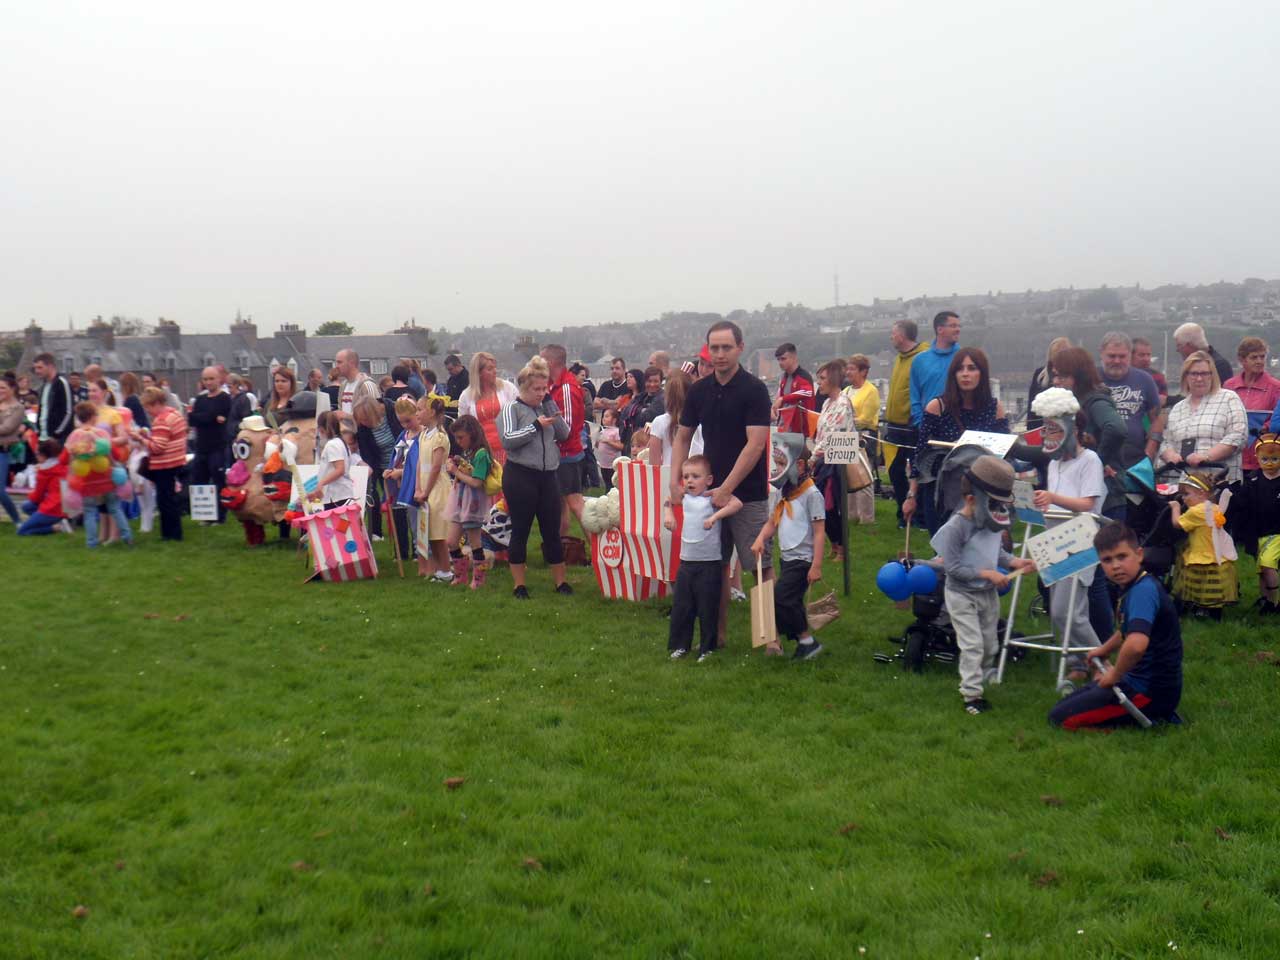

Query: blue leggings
left=84, top=493, right=133, bottom=547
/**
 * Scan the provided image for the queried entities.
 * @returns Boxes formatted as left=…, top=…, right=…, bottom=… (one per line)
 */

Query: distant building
left=17, top=318, right=435, bottom=400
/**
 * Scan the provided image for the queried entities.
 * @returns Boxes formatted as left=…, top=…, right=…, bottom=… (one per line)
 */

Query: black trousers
left=668, top=559, right=723, bottom=655
left=190, top=447, right=227, bottom=521
left=150, top=466, right=184, bottom=541
left=366, top=473, right=385, bottom=537
left=776, top=558, right=812, bottom=640
left=503, top=461, right=564, bottom=566
left=889, top=449, right=910, bottom=523
left=601, top=468, right=614, bottom=492
left=822, top=475, right=844, bottom=547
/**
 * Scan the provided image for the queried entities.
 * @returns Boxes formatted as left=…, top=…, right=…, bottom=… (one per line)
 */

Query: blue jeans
left=84, top=492, right=133, bottom=547
left=18, top=504, right=61, bottom=535
left=0, top=450, right=19, bottom=523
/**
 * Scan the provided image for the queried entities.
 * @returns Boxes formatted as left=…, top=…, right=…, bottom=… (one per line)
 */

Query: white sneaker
left=58, top=520, right=74, bottom=534
left=431, top=571, right=454, bottom=583
left=730, top=588, right=747, bottom=602
left=371, top=534, right=384, bottom=542
left=669, top=648, right=688, bottom=660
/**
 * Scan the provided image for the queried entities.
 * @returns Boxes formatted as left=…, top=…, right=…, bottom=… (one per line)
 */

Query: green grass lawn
left=4, top=500, right=1279, bottom=959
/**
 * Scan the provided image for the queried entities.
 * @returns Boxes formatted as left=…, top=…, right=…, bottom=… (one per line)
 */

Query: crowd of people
left=8, top=316, right=1280, bottom=729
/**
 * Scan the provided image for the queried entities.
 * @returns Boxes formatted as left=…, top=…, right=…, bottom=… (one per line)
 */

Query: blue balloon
left=876, top=561, right=912, bottom=602
left=111, top=465, right=128, bottom=487
left=907, top=562, right=938, bottom=596
left=996, top=566, right=1013, bottom=596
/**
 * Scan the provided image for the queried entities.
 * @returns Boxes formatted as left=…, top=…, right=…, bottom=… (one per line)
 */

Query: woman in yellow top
left=842, top=354, right=881, bottom=524
left=1169, top=472, right=1237, bottom=619
left=414, top=395, right=455, bottom=582
left=843, top=354, right=881, bottom=433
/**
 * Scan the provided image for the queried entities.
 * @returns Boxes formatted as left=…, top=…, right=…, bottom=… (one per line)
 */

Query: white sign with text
left=189, top=484, right=220, bottom=522
left=823, top=432, right=862, bottom=464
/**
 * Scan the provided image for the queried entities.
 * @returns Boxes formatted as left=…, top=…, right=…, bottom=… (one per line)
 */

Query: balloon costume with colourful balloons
left=64, top=423, right=131, bottom=502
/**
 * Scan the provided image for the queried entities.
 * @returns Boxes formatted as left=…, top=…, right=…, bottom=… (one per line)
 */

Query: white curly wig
left=1031, top=387, right=1080, bottom=419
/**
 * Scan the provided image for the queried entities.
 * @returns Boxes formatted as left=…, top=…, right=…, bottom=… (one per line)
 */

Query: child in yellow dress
left=414, top=396, right=454, bottom=582
left=1169, top=471, right=1237, bottom=620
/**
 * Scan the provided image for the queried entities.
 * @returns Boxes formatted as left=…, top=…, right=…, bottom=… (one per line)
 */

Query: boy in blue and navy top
left=1049, top=522, right=1183, bottom=729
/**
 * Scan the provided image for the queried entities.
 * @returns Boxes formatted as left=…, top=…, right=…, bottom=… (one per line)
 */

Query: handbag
left=844, top=445, right=874, bottom=491
left=484, top=458, right=503, bottom=496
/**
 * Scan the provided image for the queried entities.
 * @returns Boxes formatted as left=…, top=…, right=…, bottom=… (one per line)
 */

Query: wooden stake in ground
left=384, top=492, right=405, bottom=579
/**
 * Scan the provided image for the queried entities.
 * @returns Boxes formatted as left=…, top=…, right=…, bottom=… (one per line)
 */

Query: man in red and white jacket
left=772, top=342, right=817, bottom=436
left=541, top=344, right=587, bottom=537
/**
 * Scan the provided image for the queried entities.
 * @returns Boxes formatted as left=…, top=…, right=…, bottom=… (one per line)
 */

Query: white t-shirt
left=1046, top=448, right=1105, bottom=585
left=648, top=413, right=704, bottom=466
left=319, top=436, right=354, bottom=503
left=679, top=493, right=722, bottom=562
left=339, top=374, right=378, bottom=415
left=768, top=484, right=826, bottom=563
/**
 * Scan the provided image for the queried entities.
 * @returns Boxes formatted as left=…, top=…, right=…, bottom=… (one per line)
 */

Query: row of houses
left=16, top=319, right=439, bottom=400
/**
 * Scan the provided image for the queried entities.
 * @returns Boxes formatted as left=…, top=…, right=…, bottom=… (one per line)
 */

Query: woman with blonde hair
left=458, top=351, right=517, bottom=465
left=646, top=370, right=697, bottom=466
left=499, top=357, right=571, bottom=599
left=1161, top=350, right=1247, bottom=484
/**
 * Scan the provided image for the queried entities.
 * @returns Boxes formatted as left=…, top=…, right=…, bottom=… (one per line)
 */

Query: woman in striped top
left=137, top=386, right=189, bottom=541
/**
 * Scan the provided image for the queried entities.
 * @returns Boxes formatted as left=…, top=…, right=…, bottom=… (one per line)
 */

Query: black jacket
left=37, top=374, right=74, bottom=442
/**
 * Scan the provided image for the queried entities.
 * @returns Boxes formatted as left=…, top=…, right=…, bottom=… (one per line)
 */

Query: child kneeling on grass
left=751, top=440, right=826, bottom=661
left=929, top=455, right=1035, bottom=715
left=664, top=455, right=741, bottom=662
left=19, top=439, right=68, bottom=535
left=1049, top=522, right=1183, bottom=729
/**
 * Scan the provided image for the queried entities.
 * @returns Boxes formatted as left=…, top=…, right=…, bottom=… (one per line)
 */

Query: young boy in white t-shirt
left=664, top=455, right=742, bottom=662
left=1030, top=389, right=1107, bottom=677
left=751, top=453, right=827, bottom=661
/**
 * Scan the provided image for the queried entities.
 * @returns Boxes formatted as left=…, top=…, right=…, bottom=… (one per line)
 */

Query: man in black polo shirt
left=671, top=320, right=773, bottom=647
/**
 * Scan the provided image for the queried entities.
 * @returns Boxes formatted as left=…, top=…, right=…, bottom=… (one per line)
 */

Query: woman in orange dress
left=458, top=352, right=517, bottom=465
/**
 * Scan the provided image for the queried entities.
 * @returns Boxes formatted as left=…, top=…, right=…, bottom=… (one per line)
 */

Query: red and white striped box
left=291, top=502, right=379, bottom=583
left=615, top=461, right=681, bottom=584
left=591, top=528, right=669, bottom=601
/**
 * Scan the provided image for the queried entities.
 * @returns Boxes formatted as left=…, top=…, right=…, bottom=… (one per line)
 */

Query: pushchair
left=875, top=441, right=1026, bottom=672
left=874, top=558, right=1025, bottom=672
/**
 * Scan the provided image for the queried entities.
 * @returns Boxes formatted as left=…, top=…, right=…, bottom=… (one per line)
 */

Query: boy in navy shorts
left=1049, top=522, right=1183, bottom=729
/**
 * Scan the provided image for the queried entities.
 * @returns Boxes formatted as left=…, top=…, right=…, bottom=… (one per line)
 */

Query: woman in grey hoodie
left=499, top=357, right=572, bottom=599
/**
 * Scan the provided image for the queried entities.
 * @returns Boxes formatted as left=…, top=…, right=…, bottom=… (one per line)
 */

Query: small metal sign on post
left=823, top=431, right=861, bottom=596
left=189, top=484, right=219, bottom=522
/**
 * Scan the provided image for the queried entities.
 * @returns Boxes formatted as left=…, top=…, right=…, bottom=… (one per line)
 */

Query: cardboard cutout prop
left=290, top=501, right=379, bottom=582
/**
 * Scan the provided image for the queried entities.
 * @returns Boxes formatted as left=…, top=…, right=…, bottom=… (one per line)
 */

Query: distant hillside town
left=6, top=277, right=1279, bottom=409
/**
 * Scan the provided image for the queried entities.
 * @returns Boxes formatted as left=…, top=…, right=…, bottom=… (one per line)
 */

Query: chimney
left=275, top=322, right=307, bottom=355
left=231, top=316, right=258, bottom=346
left=88, top=317, right=115, bottom=351
left=24, top=322, right=42, bottom=349
left=157, top=318, right=181, bottom=350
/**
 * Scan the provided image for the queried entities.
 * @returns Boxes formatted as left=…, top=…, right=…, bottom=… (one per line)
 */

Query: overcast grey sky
left=3, top=0, right=1277, bottom=334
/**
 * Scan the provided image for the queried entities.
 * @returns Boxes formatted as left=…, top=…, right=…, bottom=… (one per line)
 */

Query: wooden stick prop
left=384, top=486, right=405, bottom=579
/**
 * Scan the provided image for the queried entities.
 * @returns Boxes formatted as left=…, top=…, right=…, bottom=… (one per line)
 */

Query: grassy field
left=4, top=499, right=1279, bottom=959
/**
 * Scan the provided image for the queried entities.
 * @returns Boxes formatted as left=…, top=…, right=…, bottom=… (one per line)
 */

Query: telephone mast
left=833, top=271, right=840, bottom=307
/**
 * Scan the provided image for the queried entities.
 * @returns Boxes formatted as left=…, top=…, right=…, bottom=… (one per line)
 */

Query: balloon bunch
left=875, top=560, right=938, bottom=601
left=876, top=559, right=1013, bottom=599
left=65, top=426, right=129, bottom=496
